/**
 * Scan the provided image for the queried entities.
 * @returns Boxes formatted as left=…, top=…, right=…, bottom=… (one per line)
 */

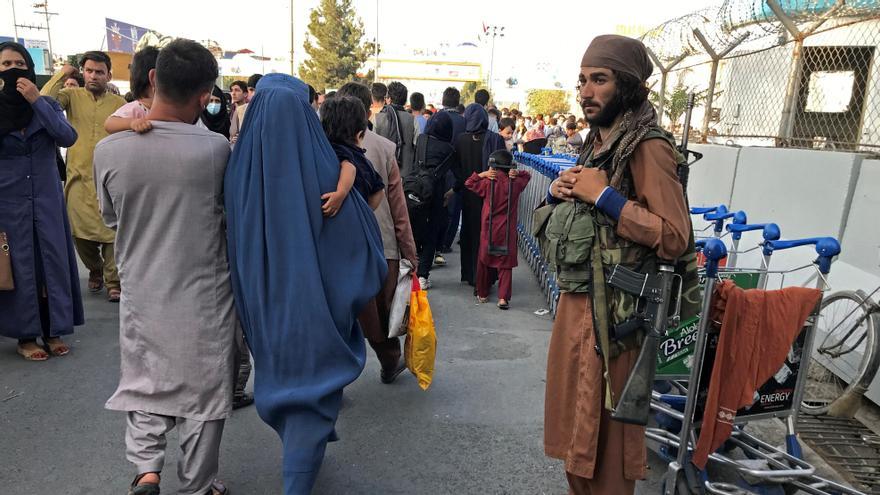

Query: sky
left=5, top=0, right=709, bottom=89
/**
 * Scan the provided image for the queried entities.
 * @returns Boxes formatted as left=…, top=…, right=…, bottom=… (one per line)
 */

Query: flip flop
left=498, top=300, right=510, bottom=310
left=45, top=338, right=70, bottom=357
left=17, top=344, right=48, bottom=361
left=108, top=288, right=121, bottom=303
left=128, top=473, right=160, bottom=495
left=88, top=271, right=104, bottom=293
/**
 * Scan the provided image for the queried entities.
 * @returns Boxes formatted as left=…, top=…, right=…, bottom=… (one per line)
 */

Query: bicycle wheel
left=801, top=290, right=879, bottom=415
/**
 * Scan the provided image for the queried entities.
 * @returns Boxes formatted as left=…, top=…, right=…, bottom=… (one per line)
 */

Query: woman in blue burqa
left=224, top=73, right=387, bottom=494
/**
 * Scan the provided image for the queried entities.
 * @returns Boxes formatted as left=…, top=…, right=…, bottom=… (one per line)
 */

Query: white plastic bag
left=388, top=259, right=413, bottom=338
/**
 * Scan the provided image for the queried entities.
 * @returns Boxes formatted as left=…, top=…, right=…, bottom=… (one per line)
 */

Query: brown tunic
left=544, top=136, right=690, bottom=489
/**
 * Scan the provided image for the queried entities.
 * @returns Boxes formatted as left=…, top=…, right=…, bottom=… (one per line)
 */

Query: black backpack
left=403, top=134, right=453, bottom=210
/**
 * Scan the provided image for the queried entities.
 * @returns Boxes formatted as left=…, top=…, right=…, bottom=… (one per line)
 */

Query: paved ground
left=0, top=248, right=669, bottom=494
left=7, top=245, right=866, bottom=494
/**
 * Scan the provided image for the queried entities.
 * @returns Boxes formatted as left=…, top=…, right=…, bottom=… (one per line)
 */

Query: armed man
left=542, top=35, right=698, bottom=494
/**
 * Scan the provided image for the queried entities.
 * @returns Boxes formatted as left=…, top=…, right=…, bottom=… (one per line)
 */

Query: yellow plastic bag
left=405, top=278, right=436, bottom=390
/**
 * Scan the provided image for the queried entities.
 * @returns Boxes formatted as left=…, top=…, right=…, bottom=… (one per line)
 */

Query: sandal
left=17, top=342, right=49, bottom=361
left=45, top=337, right=70, bottom=357
left=88, top=271, right=104, bottom=293
left=209, top=479, right=229, bottom=495
left=108, top=288, right=121, bottom=303
left=476, top=296, right=489, bottom=304
left=128, top=473, right=160, bottom=495
left=498, top=299, right=510, bottom=310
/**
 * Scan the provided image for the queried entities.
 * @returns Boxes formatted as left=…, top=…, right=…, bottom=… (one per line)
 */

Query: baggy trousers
left=476, top=261, right=511, bottom=301
left=73, top=237, right=120, bottom=290
left=125, top=411, right=224, bottom=495
left=357, top=259, right=402, bottom=372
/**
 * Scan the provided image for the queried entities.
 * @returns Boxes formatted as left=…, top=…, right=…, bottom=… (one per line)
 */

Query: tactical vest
left=536, top=126, right=701, bottom=356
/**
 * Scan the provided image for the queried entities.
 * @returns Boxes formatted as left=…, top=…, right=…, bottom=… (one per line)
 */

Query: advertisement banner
left=105, top=18, right=151, bottom=54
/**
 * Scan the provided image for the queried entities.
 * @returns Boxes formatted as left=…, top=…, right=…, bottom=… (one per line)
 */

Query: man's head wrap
left=580, top=34, right=653, bottom=82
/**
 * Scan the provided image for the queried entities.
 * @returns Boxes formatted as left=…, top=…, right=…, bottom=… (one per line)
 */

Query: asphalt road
left=0, top=249, right=668, bottom=494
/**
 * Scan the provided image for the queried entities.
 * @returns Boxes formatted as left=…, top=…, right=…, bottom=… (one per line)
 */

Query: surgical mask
left=206, top=102, right=221, bottom=115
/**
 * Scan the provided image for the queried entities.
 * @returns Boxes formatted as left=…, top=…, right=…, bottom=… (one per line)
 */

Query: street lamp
left=485, top=25, right=504, bottom=92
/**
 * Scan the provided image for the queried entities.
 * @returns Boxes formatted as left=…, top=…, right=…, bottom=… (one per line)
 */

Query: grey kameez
left=93, top=122, right=237, bottom=421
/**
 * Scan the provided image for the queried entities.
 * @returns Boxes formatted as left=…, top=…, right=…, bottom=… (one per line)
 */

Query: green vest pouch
left=543, top=201, right=595, bottom=293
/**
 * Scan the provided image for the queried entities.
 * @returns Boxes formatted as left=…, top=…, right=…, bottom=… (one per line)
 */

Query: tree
left=299, top=0, right=374, bottom=91
left=459, top=81, right=489, bottom=107
left=649, top=81, right=716, bottom=133
left=526, top=89, right=570, bottom=116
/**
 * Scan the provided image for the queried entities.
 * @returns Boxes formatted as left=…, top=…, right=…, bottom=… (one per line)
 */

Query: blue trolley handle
left=704, top=205, right=738, bottom=234
left=763, top=237, right=842, bottom=274
left=701, top=238, right=727, bottom=278
left=690, top=205, right=721, bottom=215
left=727, top=220, right=778, bottom=242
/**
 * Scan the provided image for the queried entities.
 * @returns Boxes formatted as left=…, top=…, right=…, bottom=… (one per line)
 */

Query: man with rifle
left=542, top=34, right=699, bottom=494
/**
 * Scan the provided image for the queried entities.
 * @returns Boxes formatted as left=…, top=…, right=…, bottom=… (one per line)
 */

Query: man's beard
left=86, top=81, right=106, bottom=95
left=582, top=91, right=623, bottom=128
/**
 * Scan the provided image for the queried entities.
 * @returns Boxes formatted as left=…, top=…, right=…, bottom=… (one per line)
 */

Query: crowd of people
left=0, top=32, right=695, bottom=495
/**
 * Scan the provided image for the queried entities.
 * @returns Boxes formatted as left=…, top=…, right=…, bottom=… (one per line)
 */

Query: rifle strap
left=589, top=226, right=616, bottom=412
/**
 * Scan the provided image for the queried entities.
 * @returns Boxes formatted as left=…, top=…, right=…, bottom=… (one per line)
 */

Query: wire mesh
left=641, top=1, right=880, bottom=153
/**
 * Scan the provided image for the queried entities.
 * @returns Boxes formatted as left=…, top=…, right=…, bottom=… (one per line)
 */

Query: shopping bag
left=405, top=277, right=437, bottom=390
left=388, top=259, right=414, bottom=338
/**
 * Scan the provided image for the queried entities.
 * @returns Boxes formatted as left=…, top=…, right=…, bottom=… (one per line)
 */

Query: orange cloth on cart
left=692, top=280, right=821, bottom=469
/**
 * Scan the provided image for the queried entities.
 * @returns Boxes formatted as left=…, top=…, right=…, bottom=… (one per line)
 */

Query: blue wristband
left=595, top=186, right=627, bottom=220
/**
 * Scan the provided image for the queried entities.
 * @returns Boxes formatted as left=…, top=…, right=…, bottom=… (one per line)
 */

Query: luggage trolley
left=653, top=237, right=866, bottom=495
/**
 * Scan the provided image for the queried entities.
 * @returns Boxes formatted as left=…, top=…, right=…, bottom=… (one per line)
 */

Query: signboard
left=655, top=272, right=760, bottom=377
left=105, top=18, right=151, bottom=54
left=0, top=36, right=48, bottom=74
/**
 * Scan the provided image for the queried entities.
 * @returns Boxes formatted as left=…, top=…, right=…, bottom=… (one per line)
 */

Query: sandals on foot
left=476, top=296, right=489, bottom=304
left=17, top=343, right=48, bottom=361
left=88, top=271, right=104, bottom=293
left=108, top=288, right=121, bottom=303
left=128, top=473, right=160, bottom=495
left=209, top=479, right=229, bottom=495
left=45, top=337, right=69, bottom=357
left=497, top=300, right=510, bottom=310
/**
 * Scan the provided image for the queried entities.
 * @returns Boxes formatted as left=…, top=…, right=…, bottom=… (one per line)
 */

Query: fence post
left=693, top=30, right=749, bottom=143
left=646, top=48, right=687, bottom=127
left=769, top=0, right=845, bottom=144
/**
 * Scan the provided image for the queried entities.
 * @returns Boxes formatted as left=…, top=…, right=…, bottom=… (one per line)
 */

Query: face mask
left=0, top=67, right=30, bottom=98
left=206, top=102, right=221, bottom=115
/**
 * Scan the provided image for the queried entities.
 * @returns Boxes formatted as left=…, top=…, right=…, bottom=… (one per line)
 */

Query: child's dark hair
left=129, top=46, right=159, bottom=100
left=320, top=95, right=368, bottom=146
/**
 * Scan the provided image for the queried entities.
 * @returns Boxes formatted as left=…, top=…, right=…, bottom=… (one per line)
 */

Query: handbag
left=388, top=259, right=414, bottom=338
left=405, top=277, right=437, bottom=390
left=0, top=232, right=13, bottom=291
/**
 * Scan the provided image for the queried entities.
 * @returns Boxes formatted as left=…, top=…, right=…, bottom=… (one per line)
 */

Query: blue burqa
left=223, top=74, right=387, bottom=494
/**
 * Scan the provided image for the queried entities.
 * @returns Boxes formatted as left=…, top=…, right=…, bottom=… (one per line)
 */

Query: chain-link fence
left=641, top=0, right=880, bottom=153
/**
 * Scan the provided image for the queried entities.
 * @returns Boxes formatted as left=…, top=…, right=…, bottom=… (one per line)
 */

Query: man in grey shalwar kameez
left=93, top=39, right=235, bottom=495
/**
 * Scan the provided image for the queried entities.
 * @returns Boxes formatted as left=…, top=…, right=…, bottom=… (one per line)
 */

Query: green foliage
left=459, top=81, right=489, bottom=106
left=650, top=70, right=718, bottom=131
left=526, top=89, right=570, bottom=116
left=298, top=0, right=374, bottom=91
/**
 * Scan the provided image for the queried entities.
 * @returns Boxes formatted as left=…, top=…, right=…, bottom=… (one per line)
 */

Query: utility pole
left=290, top=0, right=296, bottom=77
left=14, top=1, right=57, bottom=73
left=374, top=0, right=379, bottom=81
left=33, top=2, right=55, bottom=72
left=11, top=0, right=19, bottom=42
left=485, top=25, right=504, bottom=92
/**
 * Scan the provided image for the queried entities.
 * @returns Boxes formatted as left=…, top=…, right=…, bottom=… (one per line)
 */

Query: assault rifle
left=677, top=93, right=703, bottom=196
left=609, top=263, right=677, bottom=425
left=609, top=94, right=701, bottom=425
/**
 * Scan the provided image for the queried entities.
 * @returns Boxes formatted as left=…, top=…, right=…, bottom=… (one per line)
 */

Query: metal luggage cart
left=654, top=237, right=866, bottom=495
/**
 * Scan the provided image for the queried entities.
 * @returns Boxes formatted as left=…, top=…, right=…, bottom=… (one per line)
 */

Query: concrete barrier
left=688, top=143, right=740, bottom=208
left=689, top=145, right=880, bottom=404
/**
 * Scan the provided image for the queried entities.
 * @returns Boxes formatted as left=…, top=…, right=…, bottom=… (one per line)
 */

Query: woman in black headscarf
left=200, top=85, right=230, bottom=139
left=408, top=110, right=457, bottom=288
left=0, top=41, right=83, bottom=360
left=453, top=103, right=506, bottom=287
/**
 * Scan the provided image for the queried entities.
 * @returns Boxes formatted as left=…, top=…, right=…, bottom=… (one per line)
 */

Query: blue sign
left=105, top=18, right=151, bottom=54
left=0, top=36, right=48, bottom=74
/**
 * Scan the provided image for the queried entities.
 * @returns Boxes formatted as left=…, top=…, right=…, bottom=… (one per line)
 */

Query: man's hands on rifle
left=550, top=166, right=609, bottom=204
